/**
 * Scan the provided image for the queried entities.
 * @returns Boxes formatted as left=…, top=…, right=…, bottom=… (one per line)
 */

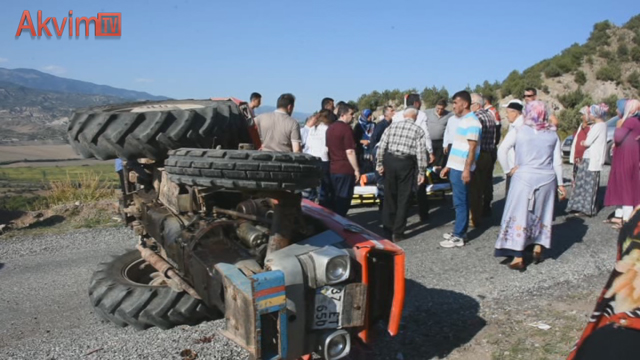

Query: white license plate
left=312, top=285, right=344, bottom=329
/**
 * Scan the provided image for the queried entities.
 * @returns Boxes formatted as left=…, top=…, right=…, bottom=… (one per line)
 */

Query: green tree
left=586, top=55, right=594, bottom=65
left=557, top=108, right=582, bottom=137
left=631, top=46, right=640, bottom=62
left=544, top=64, right=563, bottom=78
left=575, top=70, right=587, bottom=85
left=557, top=89, right=587, bottom=109
left=600, top=94, right=619, bottom=114
left=628, top=71, right=640, bottom=90
left=596, top=63, right=622, bottom=82
left=623, top=14, right=640, bottom=32
left=587, top=21, right=612, bottom=48
left=617, top=43, right=630, bottom=61
left=420, top=86, right=449, bottom=108
left=598, top=49, right=615, bottom=61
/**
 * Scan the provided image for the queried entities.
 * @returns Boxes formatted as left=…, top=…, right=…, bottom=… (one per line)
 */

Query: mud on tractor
left=67, top=98, right=405, bottom=360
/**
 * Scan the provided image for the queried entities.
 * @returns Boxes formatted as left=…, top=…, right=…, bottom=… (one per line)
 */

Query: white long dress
left=495, top=125, right=563, bottom=256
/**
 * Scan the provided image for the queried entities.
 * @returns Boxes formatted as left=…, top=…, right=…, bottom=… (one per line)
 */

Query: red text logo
left=15, top=11, right=121, bottom=38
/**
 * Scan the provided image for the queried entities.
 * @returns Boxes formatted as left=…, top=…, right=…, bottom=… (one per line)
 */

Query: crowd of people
left=251, top=90, right=640, bottom=271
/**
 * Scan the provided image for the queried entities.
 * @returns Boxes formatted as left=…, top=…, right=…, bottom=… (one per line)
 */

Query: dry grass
left=38, top=171, right=117, bottom=209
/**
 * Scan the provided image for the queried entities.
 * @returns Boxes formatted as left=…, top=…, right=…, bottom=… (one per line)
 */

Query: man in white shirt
left=499, top=99, right=524, bottom=194
left=392, top=93, right=435, bottom=221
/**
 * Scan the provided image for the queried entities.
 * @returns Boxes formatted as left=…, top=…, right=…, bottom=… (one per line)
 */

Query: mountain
left=0, top=81, right=130, bottom=143
left=0, top=68, right=169, bottom=101
left=352, top=14, right=640, bottom=136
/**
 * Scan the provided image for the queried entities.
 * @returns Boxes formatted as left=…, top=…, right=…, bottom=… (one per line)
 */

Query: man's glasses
left=524, top=94, right=534, bottom=98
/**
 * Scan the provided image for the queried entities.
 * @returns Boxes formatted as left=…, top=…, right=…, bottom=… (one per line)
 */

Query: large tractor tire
left=164, top=148, right=324, bottom=191
left=88, top=250, right=220, bottom=330
left=67, top=99, right=253, bottom=161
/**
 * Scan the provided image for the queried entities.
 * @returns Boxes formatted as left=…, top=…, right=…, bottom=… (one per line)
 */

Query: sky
left=1, top=0, right=638, bottom=112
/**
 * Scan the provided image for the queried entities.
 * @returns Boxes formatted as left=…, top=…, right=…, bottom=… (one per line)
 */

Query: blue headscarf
left=358, top=109, right=374, bottom=141
left=617, top=99, right=627, bottom=117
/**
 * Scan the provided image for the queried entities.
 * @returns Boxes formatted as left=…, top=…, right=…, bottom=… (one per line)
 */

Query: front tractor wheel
left=88, top=250, right=220, bottom=330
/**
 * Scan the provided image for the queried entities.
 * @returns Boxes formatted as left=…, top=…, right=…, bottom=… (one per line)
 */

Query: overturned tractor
left=69, top=98, right=405, bottom=360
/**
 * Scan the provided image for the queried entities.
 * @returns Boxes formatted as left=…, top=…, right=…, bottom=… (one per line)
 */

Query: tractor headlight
left=300, top=246, right=351, bottom=287
left=319, top=330, right=351, bottom=360
left=326, top=256, right=350, bottom=284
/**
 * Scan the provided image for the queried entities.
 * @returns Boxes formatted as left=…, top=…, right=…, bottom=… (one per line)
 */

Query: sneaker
left=442, top=232, right=454, bottom=240
left=440, top=236, right=465, bottom=248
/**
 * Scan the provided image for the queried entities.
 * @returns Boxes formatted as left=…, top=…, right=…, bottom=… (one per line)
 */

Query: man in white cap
left=500, top=99, right=524, bottom=194
left=392, top=93, right=434, bottom=222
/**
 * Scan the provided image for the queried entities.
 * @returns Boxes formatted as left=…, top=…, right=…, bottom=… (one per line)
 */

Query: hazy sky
left=2, top=0, right=638, bottom=112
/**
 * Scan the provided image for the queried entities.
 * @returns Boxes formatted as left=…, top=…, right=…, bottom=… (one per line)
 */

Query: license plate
left=312, top=285, right=344, bottom=329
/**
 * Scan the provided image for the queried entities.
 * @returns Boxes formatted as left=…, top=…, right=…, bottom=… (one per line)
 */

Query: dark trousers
left=483, top=149, right=497, bottom=213
left=330, top=173, right=355, bottom=217
left=319, top=162, right=332, bottom=208
left=417, top=182, right=429, bottom=220
left=469, top=151, right=494, bottom=227
left=431, top=139, right=445, bottom=167
left=383, top=153, right=416, bottom=236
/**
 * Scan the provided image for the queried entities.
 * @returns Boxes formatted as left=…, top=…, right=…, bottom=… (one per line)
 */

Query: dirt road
left=0, top=165, right=618, bottom=359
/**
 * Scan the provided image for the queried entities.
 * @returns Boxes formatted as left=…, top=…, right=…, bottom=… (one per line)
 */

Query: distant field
left=0, top=145, right=80, bottom=162
left=0, top=144, right=110, bottom=168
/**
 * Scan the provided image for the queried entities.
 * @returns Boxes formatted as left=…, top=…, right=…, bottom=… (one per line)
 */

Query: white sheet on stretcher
left=353, top=186, right=378, bottom=196
left=353, top=183, right=451, bottom=197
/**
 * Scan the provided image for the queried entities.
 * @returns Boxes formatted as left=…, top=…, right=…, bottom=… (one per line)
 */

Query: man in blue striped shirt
left=439, top=91, right=482, bottom=248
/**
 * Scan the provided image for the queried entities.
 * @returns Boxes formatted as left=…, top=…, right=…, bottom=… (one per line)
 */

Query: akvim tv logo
left=15, top=11, right=121, bottom=37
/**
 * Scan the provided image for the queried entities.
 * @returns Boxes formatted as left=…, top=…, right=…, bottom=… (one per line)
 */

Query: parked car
left=561, top=116, right=618, bottom=165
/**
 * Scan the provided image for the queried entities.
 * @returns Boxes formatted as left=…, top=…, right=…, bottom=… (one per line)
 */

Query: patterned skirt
left=567, top=159, right=600, bottom=216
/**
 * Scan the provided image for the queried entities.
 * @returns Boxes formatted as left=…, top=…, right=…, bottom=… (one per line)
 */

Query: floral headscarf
left=622, top=99, right=640, bottom=121
left=589, top=103, right=609, bottom=120
left=523, top=100, right=555, bottom=131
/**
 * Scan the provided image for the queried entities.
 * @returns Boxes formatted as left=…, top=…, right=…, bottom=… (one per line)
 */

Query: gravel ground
left=0, top=164, right=619, bottom=359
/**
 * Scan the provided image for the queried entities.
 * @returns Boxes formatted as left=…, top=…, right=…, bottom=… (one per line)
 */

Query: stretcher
left=351, top=167, right=451, bottom=206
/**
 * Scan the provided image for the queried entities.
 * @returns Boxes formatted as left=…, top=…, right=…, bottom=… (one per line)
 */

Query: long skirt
left=495, top=169, right=556, bottom=258
left=567, top=159, right=600, bottom=216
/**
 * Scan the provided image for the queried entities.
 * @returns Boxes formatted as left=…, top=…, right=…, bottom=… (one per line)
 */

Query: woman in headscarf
left=353, top=109, right=375, bottom=174
left=568, top=206, right=640, bottom=360
left=567, top=104, right=609, bottom=217
left=495, top=101, right=566, bottom=270
left=569, top=106, right=592, bottom=188
left=604, top=99, right=640, bottom=229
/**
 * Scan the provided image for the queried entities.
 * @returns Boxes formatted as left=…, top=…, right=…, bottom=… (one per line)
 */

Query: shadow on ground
left=24, top=215, right=66, bottom=229
left=548, top=216, right=589, bottom=260
left=370, top=280, right=486, bottom=359
left=349, top=197, right=455, bottom=240
left=0, top=263, right=4, bottom=272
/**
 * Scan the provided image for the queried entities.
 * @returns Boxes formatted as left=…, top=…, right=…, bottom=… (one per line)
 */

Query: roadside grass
left=0, top=164, right=120, bottom=237
left=39, top=171, right=117, bottom=208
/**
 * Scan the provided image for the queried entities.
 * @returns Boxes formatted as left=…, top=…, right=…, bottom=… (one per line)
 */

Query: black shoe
left=392, top=234, right=405, bottom=242
left=419, top=214, right=429, bottom=222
